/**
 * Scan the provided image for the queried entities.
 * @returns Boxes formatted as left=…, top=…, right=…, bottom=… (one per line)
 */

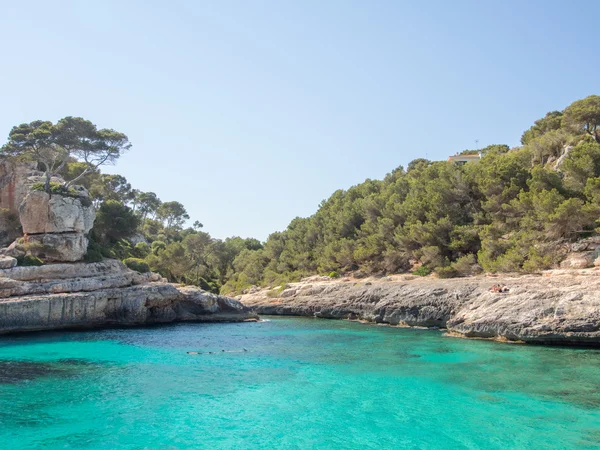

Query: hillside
left=222, top=95, right=600, bottom=293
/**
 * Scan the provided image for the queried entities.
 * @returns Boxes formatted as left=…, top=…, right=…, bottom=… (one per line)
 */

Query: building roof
left=448, top=153, right=482, bottom=163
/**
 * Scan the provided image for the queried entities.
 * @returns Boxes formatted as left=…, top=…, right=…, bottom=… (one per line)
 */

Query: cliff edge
left=0, top=260, right=258, bottom=334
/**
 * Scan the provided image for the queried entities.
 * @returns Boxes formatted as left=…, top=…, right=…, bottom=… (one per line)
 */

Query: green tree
left=93, top=200, right=140, bottom=244
left=521, top=111, right=563, bottom=145
left=157, top=201, right=189, bottom=230
left=1, top=117, right=130, bottom=192
left=136, top=192, right=162, bottom=223
left=563, top=95, right=600, bottom=143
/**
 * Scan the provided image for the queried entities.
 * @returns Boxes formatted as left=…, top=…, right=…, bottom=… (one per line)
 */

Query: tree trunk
left=64, top=167, right=90, bottom=188
left=41, top=162, right=51, bottom=194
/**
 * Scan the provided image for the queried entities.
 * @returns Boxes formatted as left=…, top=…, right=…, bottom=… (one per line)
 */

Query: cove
left=0, top=317, right=599, bottom=449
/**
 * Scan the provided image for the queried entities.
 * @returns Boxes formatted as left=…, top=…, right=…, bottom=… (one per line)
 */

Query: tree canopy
left=0, top=117, right=130, bottom=191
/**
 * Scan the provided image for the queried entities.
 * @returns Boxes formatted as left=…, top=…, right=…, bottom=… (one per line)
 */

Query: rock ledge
left=240, top=272, right=600, bottom=345
left=0, top=260, right=258, bottom=334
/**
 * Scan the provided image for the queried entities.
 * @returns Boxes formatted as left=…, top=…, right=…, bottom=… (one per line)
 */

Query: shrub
left=151, top=240, right=166, bottom=255
left=94, top=200, right=139, bottom=245
left=451, top=254, right=483, bottom=277
left=419, top=246, right=447, bottom=269
left=328, top=271, right=341, bottom=278
left=412, top=266, right=431, bottom=276
left=84, top=249, right=104, bottom=263
left=266, top=289, right=279, bottom=298
left=134, top=242, right=151, bottom=258
left=435, top=266, right=458, bottom=278
left=266, top=283, right=289, bottom=298
left=110, top=239, right=134, bottom=260
left=16, top=255, right=43, bottom=266
left=123, top=257, right=150, bottom=273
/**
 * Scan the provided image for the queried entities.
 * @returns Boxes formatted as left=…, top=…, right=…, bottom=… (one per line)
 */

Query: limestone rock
left=0, top=259, right=258, bottom=334
left=23, top=233, right=88, bottom=262
left=0, top=160, right=37, bottom=214
left=0, top=240, right=26, bottom=258
left=240, top=273, right=600, bottom=345
left=0, top=259, right=124, bottom=281
left=128, top=233, right=147, bottom=245
left=0, top=255, right=17, bottom=269
left=25, top=175, right=67, bottom=187
left=19, top=190, right=95, bottom=234
left=560, top=252, right=595, bottom=269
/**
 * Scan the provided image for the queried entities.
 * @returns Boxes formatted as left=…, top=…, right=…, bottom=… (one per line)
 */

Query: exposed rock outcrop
left=0, top=160, right=37, bottom=214
left=22, top=233, right=89, bottom=263
left=240, top=271, right=600, bottom=345
left=0, top=255, right=17, bottom=269
left=0, top=260, right=258, bottom=334
left=19, top=189, right=95, bottom=234
left=17, top=187, right=95, bottom=262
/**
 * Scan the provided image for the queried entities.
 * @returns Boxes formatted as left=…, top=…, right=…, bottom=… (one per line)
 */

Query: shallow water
left=0, top=317, right=599, bottom=449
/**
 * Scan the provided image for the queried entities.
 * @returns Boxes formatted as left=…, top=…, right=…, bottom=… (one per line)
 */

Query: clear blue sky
left=1, top=0, right=598, bottom=240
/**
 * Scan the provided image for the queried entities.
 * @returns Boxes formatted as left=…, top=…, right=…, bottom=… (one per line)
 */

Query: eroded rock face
left=240, top=273, right=600, bottom=345
left=17, top=189, right=95, bottom=262
left=0, top=160, right=37, bottom=214
left=22, top=233, right=89, bottom=262
left=0, top=260, right=258, bottom=334
left=560, top=252, right=596, bottom=269
left=19, top=190, right=94, bottom=234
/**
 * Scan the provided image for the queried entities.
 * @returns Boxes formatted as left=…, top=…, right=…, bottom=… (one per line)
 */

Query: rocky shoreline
left=0, top=260, right=257, bottom=335
left=239, top=270, right=600, bottom=346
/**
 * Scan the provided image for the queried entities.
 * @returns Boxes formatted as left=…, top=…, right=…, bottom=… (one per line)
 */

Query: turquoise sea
left=0, top=317, right=599, bottom=449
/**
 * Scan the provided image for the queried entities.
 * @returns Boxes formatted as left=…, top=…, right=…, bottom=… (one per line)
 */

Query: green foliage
left=328, top=271, right=340, bottom=278
left=93, top=200, right=140, bottom=245
left=123, top=257, right=150, bottom=273
left=266, top=283, right=290, bottom=298
left=151, top=240, right=166, bottom=255
left=12, top=94, right=600, bottom=293
left=16, top=255, right=43, bottom=266
left=435, top=266, right=458, bottom=278
left=157, top=201, right=189, bottom=230
left=561, top=142, right=600, bottom=192
left=0, top=117, right=130, bottom=192
left=521, top=111, right=563, bottom=145
left=84, top=249, right=104, bottom=263
left=412, top=266, right=431, bottom=277
left=133, top=242, right=151, bottom=258
left=450, top=254, right=482, bottom=277
left=563, top=95, right=600, bottom=143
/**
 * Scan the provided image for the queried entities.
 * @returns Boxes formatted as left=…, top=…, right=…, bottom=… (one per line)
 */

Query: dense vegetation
left=3, top=96, right=600, bottom=295
left=220, top=95, right=600, bottom=292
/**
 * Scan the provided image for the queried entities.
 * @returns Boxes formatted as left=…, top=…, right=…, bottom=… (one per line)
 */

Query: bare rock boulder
left=19, top=190, right=95, bottom=234
left=23, top=233, right=88, bottom=262
left=560, top=252, right=596, bottom=269
left=0, top=255, right=17, bottom=269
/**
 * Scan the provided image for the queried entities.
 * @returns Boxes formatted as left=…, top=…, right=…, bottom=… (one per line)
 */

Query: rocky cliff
left=18, top=188, right=95, bottom=262
left=240, top=271, right=600, bottom=345
left=0, top=260, right=257, bottom=334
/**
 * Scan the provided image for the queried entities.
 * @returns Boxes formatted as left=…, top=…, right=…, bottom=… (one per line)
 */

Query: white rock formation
left=17, top=188, right=95, bottom=262
left=20, top=190, right=95, bottom=234
left=0, top=260, right=258, bottom=334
